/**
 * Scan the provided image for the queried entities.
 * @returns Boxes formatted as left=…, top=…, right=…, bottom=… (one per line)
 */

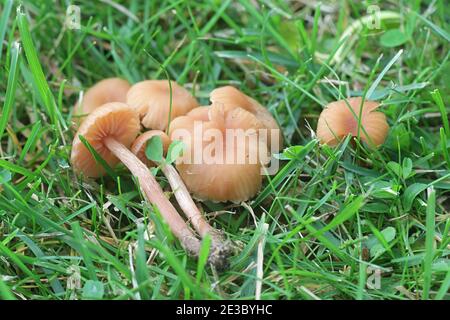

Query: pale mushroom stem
left=103, top=137, right=201, bottom=256
left=160, top=164, right=229, bottom=250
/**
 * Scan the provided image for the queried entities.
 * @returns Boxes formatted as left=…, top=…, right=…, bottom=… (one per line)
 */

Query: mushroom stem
left=160, top=163, right=230, bottom=252
left=103, top=137, right=200, bottom=256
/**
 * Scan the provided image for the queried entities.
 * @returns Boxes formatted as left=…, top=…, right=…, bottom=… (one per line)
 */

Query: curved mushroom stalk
left=103, top=137, right=201, bottom=256
left=160, top=163, right=231, bottom=258
left=131, top=131, right=232, bottom=264
left=71, top=103, right=227, bottom=268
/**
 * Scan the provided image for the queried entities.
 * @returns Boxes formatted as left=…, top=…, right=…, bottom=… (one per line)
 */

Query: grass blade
left=367, top=49, right=403, bottom=99
left=422, top=188, right=436, bottom=299
left=431, top=89, right=449, bottom=138
left=0, top=41, right=20, bottom=141
left=16, top=5, right=65, bottom=130
left=0, top=278, right=16, bottom=300
left=0, top=0, right=13, bottom=63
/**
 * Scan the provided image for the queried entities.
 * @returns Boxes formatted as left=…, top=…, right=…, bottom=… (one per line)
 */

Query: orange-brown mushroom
left=316, top=97, right=389, bottom=147
left=70, top=102, right=203, bottom=259
left=169, top=104, right=269, bottom=203
left=131, top=130, right=231, bottom=258
left=73, top=77, right=130, bottom=126
left=210, top=86, right=283, bottom=151
left=126, top=80, right=199, bottom=130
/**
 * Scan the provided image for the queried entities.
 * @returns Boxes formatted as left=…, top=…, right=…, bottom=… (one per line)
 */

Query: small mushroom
left=169, top=104, right=268, bottom=203
left=73, top=77, right=131, bottom=126
left=70, top=102, right=203, bottom=258
left=131, top=130, right=231, bottom=260
left=126, top=80, right=199, bottom=130
left=316, top=97, right=389, bottom=147
left=210, top=86, right=283, bottom=150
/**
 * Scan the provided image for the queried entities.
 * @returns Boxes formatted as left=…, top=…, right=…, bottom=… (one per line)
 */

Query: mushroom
left=210, top=86, right=283, bottom=151
left=168, top=104, right=269, bottom=203
left=70, top=102, right=204, bottom=260
left=126, top=80, right=199, bottom=130
left=73, top=77, right=131, bottom=126
left=316, top=97, right=389, bottom=147
left=131, top=130, right=231, bottom=257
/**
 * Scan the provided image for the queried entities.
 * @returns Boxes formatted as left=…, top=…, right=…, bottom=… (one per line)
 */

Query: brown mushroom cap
left=185, top=106, right=210, bottom=121
left=126, top=80, right=199, bottom=130
left=131, top=130, right=171, bottom=166
left=210, top=86, right=283, bottom=151
left=73, top=78, right=131, bottom=125
left=169, top=105, right=267, bottom=203
left=71, top=102, right=140, bottom=177
left=316, top=97, right=389, bottom=147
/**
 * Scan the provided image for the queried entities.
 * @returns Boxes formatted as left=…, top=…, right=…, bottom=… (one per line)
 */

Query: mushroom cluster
left=168, top=87, right=283, bottom=203
left=71, top=79, right=282, bottom=268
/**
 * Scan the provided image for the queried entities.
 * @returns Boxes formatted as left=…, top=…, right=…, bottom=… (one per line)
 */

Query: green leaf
left=361, top=202, right=390, bottom=213
left=82, top=280, right=104, bottom=300
left=380, top=29, right=409, bottom=47
left=370, top=180, right=401, bottom=199
left=166, top=140, right=185, bottom=164
left=365, top=226, right=396, bottom=258
left=403, top=183, right=428, bottom=211
left=387, top=161, right=402, bottom=177
left=386, top=123, right=412, bottom=150
left=278, top=20, right=301, bottom=52
left=402, top=158, right=413, bottom=179
left=145, top=135, right=163, bottom=163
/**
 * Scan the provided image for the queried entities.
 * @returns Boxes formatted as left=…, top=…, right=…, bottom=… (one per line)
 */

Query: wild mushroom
left=126, top=80, right=199, bottom=130
left=168, top=104, right=269, bottom=203
left=316, top=97, right=389, bottom=147
left=210, top=86, right=283, bottom=151
left=73, top=77, right=131, bottom=126
left=70, top=102, right=203, bottom=259
left=131, top=130, right=231, bottom=258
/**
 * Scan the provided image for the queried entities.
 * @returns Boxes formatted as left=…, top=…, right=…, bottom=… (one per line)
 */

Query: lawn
left=0, top=0, right=449, bottom=300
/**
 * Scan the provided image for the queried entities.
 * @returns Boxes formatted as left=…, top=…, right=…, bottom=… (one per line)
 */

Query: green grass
left=0, top=0, right=449, bottom=300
